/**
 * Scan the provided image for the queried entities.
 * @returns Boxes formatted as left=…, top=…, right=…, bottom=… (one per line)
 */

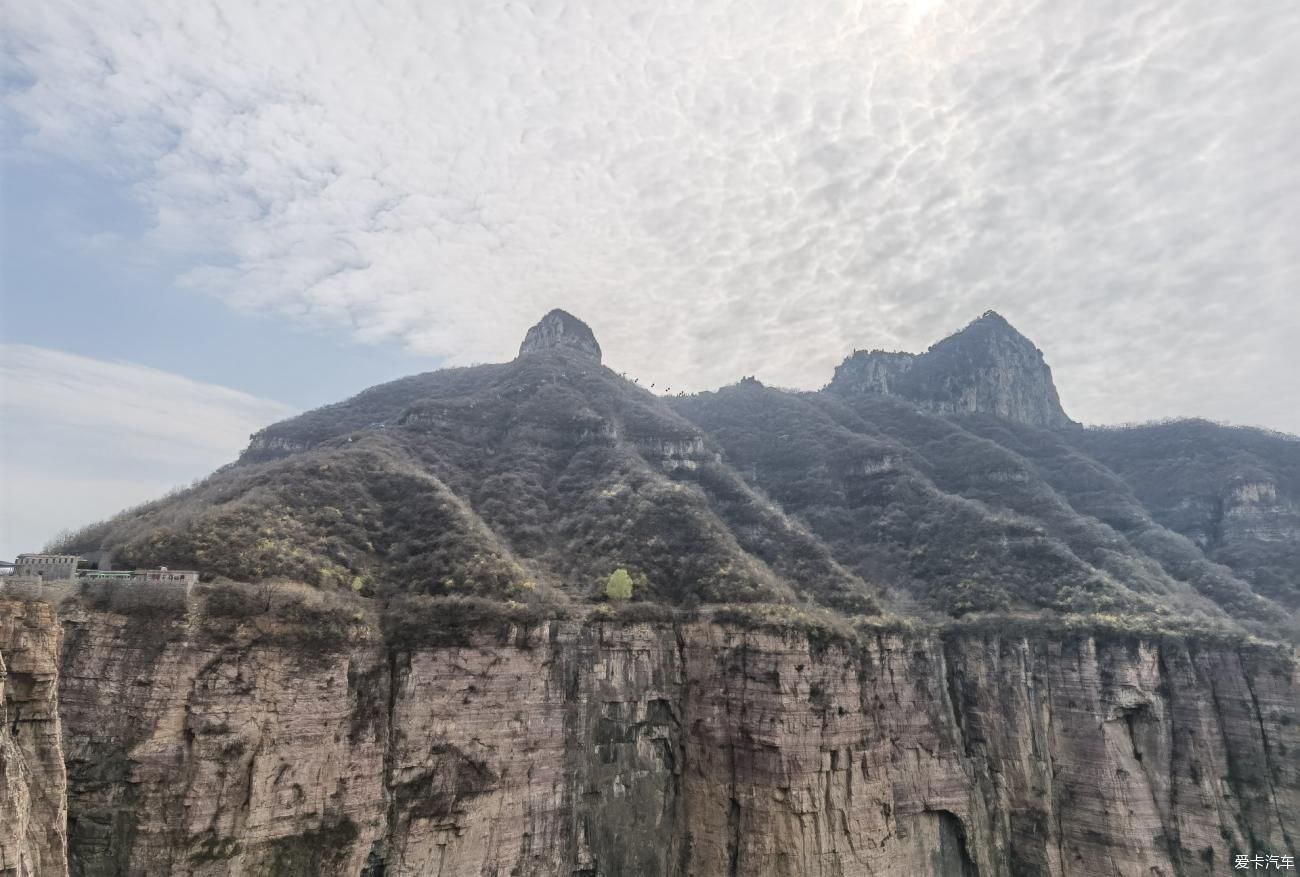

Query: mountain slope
left=1071, top=419, right=1300, bottom=607
left=65, top=330, right=879, bottom=614
left=56, top=310, right=1298, bottom=640
left=672, top=382, right=1278, bottom=625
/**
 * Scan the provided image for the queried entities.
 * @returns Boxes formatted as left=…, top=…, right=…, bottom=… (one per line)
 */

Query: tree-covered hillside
left=52, top=311, right=1300, bottom=642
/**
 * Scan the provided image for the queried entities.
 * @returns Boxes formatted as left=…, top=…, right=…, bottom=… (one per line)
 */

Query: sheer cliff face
left=3, top=596, right=1296, bottom=877
left=829, top=312, right=1074, bottom=428
left=0, top=600, right=67, bottom=877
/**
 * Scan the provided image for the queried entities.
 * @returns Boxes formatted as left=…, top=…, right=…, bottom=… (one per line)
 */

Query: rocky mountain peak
left=828, top=311, right=1073, bottom=428
left=518, top=309, right=602, bottom=362
left=972, top=309, right=1011, bottom=327
left=947, top=309, right=1036, bottom=350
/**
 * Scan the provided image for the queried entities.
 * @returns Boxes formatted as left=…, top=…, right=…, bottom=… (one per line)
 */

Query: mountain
left=59, top=309, right=1297, bottom=637
left=828, top=311, right=1074, bottom=427
left=8, top=309, right=1300, bottom=876
left=84, top=321, right=873, bottom=614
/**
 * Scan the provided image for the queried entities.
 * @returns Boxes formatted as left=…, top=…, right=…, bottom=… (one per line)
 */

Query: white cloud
left=4, top=0, right=1299, bottom=432
left=0, top=345, right=294, bottom=558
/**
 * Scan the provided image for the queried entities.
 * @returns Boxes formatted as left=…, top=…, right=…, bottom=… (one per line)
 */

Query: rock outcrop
left=1221, top=480, right=1300, bottom=546
left=830, top=312, right=1074, bottom=428
left=240, top=434, right=309, bottom=459
left=826, top=350, right=917, bottom=396
left=3, top=593, right=1296, bottom=876
left=518, top=309, right=603, bottom=362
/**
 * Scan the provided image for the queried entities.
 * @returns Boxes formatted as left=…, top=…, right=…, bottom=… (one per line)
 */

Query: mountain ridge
left=52, top=310, right=1299, bottom=641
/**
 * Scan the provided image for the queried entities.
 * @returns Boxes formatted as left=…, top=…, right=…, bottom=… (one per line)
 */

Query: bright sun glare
left=902, top=0, right=942, bottom=29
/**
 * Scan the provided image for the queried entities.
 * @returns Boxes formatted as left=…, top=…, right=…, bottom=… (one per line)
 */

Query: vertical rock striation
left=53, top=601, right=388, bottom=876
left=2, top=594, right=1296, bottom=876
left=0, top=599, right=68, bottom=877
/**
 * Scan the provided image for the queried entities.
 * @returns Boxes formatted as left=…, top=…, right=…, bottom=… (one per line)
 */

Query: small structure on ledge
left=1, top=554, right=199, bottom=599
left=79, top=566, right=199, bottom=592
left=12, top=553, right=81, bottom=581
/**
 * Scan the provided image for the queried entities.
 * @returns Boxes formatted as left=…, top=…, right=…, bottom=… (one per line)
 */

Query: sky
left=2, top=0, right=1298, bottom=560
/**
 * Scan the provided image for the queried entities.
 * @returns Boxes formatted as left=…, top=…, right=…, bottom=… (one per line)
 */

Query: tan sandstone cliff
left=1, top=593, right=1296, bottom=876
left=0, top=600, right=68, bottom=877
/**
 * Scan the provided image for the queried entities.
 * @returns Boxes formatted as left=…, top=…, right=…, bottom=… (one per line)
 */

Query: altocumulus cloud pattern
left=5, top=0, right=1299, bottom=430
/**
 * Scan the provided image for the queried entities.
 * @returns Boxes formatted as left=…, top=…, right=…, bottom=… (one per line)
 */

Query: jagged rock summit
left=518, top=308, right=602, bottom=363
left=828, top=310, right=1074, bottom=428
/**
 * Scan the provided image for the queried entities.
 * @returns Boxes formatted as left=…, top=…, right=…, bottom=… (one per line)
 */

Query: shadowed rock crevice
left=907, top=809, right=979, bottom=876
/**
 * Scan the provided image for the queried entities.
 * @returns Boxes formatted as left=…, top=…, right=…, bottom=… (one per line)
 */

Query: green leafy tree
left=605, top=568, right=633, bottom=602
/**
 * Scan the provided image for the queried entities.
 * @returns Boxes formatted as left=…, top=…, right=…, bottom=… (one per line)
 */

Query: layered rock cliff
left=3, top=593, right=1296, bottom=876
left=0, top=600, right=67, bottom=877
